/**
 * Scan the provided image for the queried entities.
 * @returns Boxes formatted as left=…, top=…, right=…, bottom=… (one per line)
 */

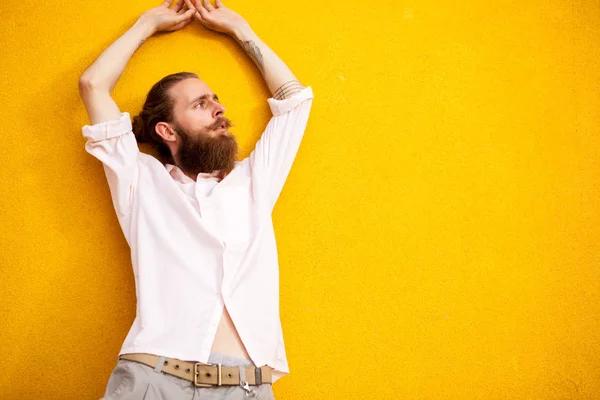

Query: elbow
left=78, top=73, right=109, bottom=94
left=78, top=75, right=97, bottom=94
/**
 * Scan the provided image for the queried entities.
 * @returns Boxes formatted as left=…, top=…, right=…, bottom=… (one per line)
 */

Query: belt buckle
left=194, top=362, right=221, bottom=387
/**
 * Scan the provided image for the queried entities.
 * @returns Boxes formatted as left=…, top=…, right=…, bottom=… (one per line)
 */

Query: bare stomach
left=209, top=306, right=251, bottom=360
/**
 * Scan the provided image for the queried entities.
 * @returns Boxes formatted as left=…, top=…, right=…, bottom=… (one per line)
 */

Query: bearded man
left=78, top=1, right=313, bottom=399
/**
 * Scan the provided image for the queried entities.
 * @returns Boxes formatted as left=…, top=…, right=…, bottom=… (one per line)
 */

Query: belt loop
left=238, top=364, right=246, bottom=384
left=255, top=367, right=262, bottom=385
left=154, top=356, right=166, bottom=373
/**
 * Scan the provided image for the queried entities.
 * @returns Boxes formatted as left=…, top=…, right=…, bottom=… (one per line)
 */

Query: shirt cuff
left=267, top=86, right=314, bottom=117
left=82, top=112, right=133, bottom=142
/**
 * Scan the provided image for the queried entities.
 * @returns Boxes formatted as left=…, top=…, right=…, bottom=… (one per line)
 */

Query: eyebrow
left=188, top=93, right=219, bottom=106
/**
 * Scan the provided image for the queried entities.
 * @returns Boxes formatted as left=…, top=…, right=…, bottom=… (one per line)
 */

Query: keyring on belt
left=241, top=380, right=259, bottom=398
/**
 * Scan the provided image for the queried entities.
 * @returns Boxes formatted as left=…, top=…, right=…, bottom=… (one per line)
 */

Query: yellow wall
left=1, top=0, right=599, bottom=398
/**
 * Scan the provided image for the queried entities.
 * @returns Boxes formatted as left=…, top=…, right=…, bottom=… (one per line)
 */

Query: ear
left=155, top=122, right=178, bottom=143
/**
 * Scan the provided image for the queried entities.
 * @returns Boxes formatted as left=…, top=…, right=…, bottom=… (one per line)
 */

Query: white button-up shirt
left=81, top=86, right=314, bottom=383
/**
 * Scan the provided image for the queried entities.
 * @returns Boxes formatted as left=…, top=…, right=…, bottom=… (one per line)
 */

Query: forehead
left=169, top=78, right=213, bottom=106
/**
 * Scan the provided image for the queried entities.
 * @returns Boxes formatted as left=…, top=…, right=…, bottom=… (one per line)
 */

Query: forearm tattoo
left=241, top=40, right=265, bottom=74
left=273, top=80, right=305, bottom=100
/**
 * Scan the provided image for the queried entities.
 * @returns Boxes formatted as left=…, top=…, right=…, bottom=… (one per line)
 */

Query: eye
left=195, top=101, right=206, bottom=108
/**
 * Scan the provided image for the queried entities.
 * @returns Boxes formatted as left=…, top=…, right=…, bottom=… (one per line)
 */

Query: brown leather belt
left=118, top=353, right=273, bottom=387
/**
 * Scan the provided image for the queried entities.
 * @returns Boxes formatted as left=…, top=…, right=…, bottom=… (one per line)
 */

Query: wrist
left=134, top=16, right=158, bottom=38
left=231, top=24, right=254, bottom=41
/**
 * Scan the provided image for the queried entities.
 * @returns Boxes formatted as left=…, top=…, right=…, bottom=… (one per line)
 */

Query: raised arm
left=79, top=1, right=196, bottom=125
left=187, top=0, right=305, bottom=99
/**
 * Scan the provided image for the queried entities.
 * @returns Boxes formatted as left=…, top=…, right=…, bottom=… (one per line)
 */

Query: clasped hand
left=139, top=0, right=250, bottom=36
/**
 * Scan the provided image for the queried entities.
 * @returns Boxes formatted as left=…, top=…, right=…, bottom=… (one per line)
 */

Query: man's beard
left=174, top=116, right=238, bottom=177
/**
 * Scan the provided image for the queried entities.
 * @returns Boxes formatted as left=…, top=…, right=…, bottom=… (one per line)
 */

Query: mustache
left=208, top=117, right=233, bottom=131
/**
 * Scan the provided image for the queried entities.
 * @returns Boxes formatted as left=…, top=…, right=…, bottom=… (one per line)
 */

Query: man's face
left=168, top=78, right=238, bottom=176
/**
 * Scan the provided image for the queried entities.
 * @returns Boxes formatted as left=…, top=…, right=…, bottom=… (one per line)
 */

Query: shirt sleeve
left=81, top=112, right=140, bottom=218
left=249, top=86, right=314, bottom=211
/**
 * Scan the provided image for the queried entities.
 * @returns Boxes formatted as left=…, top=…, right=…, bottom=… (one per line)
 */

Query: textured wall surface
left=1, top=0, right=599, bottom=399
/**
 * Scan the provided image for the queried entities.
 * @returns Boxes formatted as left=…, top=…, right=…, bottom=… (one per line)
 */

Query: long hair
left=132, top=72, right=198, bottom=164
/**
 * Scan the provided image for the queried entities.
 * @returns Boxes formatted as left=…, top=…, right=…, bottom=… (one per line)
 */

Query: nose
left=212, top=101, right=225, bottom=119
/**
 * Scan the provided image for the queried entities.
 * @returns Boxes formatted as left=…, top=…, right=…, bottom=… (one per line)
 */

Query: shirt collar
left=165, top=163, right=224, bottom=184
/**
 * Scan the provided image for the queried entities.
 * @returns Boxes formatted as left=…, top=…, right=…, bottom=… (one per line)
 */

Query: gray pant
left=100, top=352, right=276, bottom=400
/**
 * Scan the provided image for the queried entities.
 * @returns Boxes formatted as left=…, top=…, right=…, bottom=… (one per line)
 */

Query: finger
left=165, top=0, right=177, bottom=7
left=173, top=0, right=184, bottom=12
left=183, top=0, right=196, bottom=11
left=215, top=0, right=224, bottom=7
left=190, top=0, right=206, bottom=21
left=194, top=11, right=208, bottom=24
left=178, top=1, right=191, bottom=14
left=196, top=3, right=211, bottom=20
left=203, top=0, right=215, bottom=11
left=171, top=18, right=193, bottom=31
left=192, top=9, right=205, bottom=23
left=179, top=5, right=190, bottom=16
left=176, top=7, right=197, bottom=21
